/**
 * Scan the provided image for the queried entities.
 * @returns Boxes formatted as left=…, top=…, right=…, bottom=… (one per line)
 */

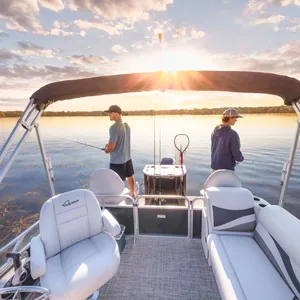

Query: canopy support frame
left=279, top=99, right=300, bottom=207
left=0, top=100, right=43, bottom=183
left=34, top=123, right=55, bottom=197
left=0, top=98, right=55, bottom=198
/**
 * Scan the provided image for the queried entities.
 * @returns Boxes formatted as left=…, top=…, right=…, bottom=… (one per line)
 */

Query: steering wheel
left=0, top=286, right=50, bottom=300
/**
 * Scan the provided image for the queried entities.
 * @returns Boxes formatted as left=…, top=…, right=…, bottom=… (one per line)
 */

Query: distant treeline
left=0, top=106, right=295, bottom=118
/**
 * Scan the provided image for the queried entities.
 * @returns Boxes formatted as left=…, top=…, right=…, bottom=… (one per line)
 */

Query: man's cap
left=222, top=108, right=243, bottom=118
left=104, top=105, right=122, bottom=114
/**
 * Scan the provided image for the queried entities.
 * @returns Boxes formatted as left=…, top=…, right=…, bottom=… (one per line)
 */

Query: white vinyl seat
left=208, top=233, right=294, bottom=300
left=205, top=200, right=300, bottom=300
left=203, top=169, right=242, bottom=191
left=30, top=189, right=120, bottom=300
left=89, top=169, right=130, bottom=205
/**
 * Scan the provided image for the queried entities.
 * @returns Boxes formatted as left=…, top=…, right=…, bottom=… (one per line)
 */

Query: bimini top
left=30, top=70, right=300, bottom=110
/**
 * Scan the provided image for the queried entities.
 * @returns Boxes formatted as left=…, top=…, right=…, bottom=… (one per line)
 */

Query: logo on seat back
left=62, top=199, right=79, bottom=207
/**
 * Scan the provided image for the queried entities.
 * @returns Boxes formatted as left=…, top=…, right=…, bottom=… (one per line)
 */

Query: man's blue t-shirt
left=109, top=120, right=131, bottom=164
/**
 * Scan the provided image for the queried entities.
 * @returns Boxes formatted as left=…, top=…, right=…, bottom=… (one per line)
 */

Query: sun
left=157, top=47, right=218, bottom=72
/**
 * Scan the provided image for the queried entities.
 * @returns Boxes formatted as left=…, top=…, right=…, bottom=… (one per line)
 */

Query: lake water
left=0, top=114, right=300, bottom=241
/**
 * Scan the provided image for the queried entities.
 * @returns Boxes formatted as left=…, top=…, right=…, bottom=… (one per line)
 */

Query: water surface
left=0, top=114, right=299, bottom=243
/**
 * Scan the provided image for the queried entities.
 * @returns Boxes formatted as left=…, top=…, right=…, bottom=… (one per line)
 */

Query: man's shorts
left=109, top=159, right=134, bottom=181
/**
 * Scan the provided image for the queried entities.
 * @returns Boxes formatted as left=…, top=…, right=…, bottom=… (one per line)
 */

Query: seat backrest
left=89, top=169, right=127, bottom=204
left=39, top=189, right=103, bottom=259
left=205, top=187, right=255, bottom=233
left=203, top=169, right=242, bottom=190
left=254, top=205, right=300, bottom=299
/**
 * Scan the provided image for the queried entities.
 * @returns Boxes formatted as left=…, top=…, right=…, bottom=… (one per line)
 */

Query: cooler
left=143, top=165, right=187, bottom=206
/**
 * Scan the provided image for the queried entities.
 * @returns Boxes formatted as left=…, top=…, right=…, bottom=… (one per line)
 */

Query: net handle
left=174, top=134, right=190, bottom=153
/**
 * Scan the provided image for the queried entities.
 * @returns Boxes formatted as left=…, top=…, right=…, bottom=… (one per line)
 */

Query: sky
left=0, top=0, right=300, bottom=111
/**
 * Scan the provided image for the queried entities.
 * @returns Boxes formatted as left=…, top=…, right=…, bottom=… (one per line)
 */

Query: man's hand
left=104, top=144, right=109, bottom=154
left=105, top=142, right=115, bottom=154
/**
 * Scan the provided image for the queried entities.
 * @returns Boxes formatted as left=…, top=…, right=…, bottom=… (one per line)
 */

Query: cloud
left=0, top=1, right=74, bottom=36
left=112, top=45, right=128, bottom=54
left=172, top=27, right=187, bottom=39
left=276, top=17, right=300, bottom=32
left=246, top=0, right=300, bottom=13
left=131, top=42, right=145, bottom=50
left=245, top=0, right=266, bottom=14
left=278, top=40, right=300, bottom=58
left=172, top=26, right=205, bottom=41
left=253, top=14, right=286, bottom=25
left=131, top=21, right=205, bottom=51
left=68, top=0, right=173, bottom=20
left=14, top=41, right=59, bottom=58
left=244, top=0, right=299, bottom=28
left=0, top=64, right=98, bottom=80
left=0, top=0, right=44, bottom=34
left=39, top=0, right=64, bottom=12
left=211, top=40, right=300, bottom=78
left=190, top=29, right=206, bottom=39
left=0, top=49, right=23, bottom=62
left=268, top=0, right=300, bottom=6
left=131, top=37, right=158, bottom=50
left=74, top=19, right=131, bottom=35
left=69, top=55, right=110, bottom=65
left=48, top=27, right=74, bottom=36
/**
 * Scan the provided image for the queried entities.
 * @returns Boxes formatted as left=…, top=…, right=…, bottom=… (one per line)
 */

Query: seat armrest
left=30, top=235, right=46, bottom=279
left=102, top=209, right=121, bottom=237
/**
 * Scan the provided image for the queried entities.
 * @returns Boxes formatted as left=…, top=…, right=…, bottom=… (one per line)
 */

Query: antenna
left=158, top=32, right=163, bottom=71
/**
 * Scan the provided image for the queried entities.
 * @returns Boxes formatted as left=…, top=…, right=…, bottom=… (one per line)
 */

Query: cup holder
left=254, top=197, right=260, bottom=201
left=258, top=203, right=267, bottom=208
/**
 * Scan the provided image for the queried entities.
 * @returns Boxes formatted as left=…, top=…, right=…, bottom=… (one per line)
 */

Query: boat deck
left=100, top=236, right=220, bottom=300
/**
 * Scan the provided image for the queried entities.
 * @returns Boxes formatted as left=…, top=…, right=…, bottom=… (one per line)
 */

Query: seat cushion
left=255, top=205, right=300, bottom=299
left=206, top=187, right=256, bottom=233
left=96, top=187, right=130, bottom=205
left=208, top=233, right=294, bottom=300
left=40, top=189, right=103, bottom=258
left=41, top=232, right=120, bottom=300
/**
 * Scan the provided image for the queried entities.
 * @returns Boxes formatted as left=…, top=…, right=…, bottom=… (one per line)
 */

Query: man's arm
left=105, top=125, right=117, bottom=154
left=230, top=132, right=244, bottom=163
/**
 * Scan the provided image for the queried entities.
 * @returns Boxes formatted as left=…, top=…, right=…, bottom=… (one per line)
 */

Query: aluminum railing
left=0, top=221, right=39, bottom=277
left=0, top=193, right=205, bottom=278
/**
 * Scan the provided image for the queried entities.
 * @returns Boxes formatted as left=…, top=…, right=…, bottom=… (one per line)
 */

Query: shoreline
left=0, top=106, right=296, bottom=119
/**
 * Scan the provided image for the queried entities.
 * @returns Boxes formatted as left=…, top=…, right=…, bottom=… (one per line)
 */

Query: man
left=211, top=108, right=244, bottom=172
left=104, top=105, right=135, bottom=196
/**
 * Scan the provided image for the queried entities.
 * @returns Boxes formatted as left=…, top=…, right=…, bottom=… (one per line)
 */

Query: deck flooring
left=100, top=236, right=220, bottom=300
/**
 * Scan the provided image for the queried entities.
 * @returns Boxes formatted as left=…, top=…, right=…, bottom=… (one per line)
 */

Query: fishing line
left=67, top=140, right=105, bottom=151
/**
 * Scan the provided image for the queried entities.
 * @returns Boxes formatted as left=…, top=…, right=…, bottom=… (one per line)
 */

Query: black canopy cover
left=30, top=70, right=300, bottom=110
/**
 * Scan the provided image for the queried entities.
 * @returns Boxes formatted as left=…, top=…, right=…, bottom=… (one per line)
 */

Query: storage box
left=143, top=165, right=187, bottom=205
left=115, top=225, right=126, bottom=253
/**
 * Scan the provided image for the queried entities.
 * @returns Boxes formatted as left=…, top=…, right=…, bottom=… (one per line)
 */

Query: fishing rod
left=67, top=140, right=105, bottom=151
left=239, top=158, right=279, bottom=166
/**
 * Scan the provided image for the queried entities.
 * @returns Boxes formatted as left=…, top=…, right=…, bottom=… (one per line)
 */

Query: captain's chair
left=89, top=169, right=130, bottom=205
left=30, top=189, right=120, bottom=300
